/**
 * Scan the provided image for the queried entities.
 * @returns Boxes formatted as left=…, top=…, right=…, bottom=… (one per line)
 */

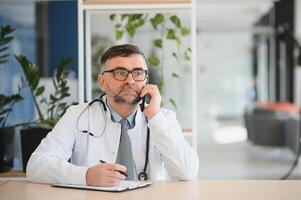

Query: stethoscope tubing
left=76, top=93, right=150, bottom=180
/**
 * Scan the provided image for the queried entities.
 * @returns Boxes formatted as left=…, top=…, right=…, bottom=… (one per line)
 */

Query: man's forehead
left=104, top=55, right=147, bottom=69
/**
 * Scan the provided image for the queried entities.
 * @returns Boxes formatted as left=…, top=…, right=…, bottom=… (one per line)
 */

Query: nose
left=124, top=72, right=135, bottom=84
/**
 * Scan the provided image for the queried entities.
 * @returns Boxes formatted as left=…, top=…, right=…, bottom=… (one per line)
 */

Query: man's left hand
left=140, top=84, right=161, bottom=120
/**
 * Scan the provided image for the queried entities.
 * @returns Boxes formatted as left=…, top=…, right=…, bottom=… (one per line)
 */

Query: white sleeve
left=26, top=106, right=89, bottom=185
left=147, top=109, right=199, bottom=180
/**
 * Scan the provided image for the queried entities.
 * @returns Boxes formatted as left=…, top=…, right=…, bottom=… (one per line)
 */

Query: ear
left=98, top=73, right=106, bottom=92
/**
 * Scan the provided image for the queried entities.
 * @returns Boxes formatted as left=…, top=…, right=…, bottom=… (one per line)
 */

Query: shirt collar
left=106, top=101, right=137, bottom=129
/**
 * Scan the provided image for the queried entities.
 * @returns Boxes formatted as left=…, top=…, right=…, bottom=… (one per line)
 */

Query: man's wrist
left=146, top=109, right=160, bottom=120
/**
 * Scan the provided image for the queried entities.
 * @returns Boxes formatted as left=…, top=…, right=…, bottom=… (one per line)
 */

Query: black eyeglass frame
left=102, top=67, right=148, bottom=81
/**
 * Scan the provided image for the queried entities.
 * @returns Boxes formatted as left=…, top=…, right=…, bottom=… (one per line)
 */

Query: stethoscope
left=76, top=93, right=150, bottom=181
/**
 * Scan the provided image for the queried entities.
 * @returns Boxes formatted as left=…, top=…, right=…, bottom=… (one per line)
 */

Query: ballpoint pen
left=99, top=160, right=128, bottom=177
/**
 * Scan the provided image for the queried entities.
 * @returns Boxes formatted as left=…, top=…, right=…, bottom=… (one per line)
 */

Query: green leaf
left=121, top=14, right=128, bottom=21
left=180, top=27, right=189, bottom=36
left=31, top=75, right=39, bottom=91
left=115, top=30, right=123, bottom=40
left=109, top=14, right=116, bottom=21
left=0, top=25, right=14, bottom=38
left=153, top=39, right=162, bottom=48
left=115, top=24, right=121, bottom=29
left=50, top=94, right=58, bottom=102
left=169, top=98, right=177, bottom=110
left=0, top=25, right=14, bottom=66
left=0, top=53, right=9, bottom=59
left=150, top=14, right=164, bottom=30
left=150, top=19, right=157, bottom=30
left=172, top=72, right=180, bottom=79
left=172, top=52, right=178, bottom=59
left=55, top=58, right=72, bottom=81
left=126, top=25, right=136, bottom=38
left=137, top=19, right=145, bottom=27
left=0, top=60, right=8, bottom=64
left=184, top=51, right=190, bottom=61
left=133, top=14, right=143, bottom=20
left=187, top=47, right=191, bottom=52
left=10, top=94, right=23, bottom=101
left=0, top=108, right=12, bottom=115
left=0, top=37, right=13, bottom=46
left=166, top=29, right=176, bottom=40
left=147, top=56, right=160, bottom=66
left=0, top=46, right=9, bottom=53
left=15, top=55, right=41, bottom=91
left=170, top=15, right=181, bottom=28
left=35, top=86, right=45, bottom=96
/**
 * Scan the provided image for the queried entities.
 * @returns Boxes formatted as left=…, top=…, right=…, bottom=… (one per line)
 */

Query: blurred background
left=1, top=0, right=301, bottom=180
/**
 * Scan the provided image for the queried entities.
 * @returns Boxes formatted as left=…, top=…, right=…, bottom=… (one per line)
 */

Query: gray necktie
left=116, top=118, right=136, bottom=180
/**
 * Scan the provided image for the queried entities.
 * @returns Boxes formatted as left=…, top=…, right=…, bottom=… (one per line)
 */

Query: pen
left=99, top=160, right=128, bottom=177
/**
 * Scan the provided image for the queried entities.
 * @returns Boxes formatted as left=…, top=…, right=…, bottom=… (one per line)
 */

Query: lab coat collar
left=101, top=94, right=145, bottom=130
left=106, top=100, right=137, bottom=128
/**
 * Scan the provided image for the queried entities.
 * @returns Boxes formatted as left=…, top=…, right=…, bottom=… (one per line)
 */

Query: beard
left=107, top=84, right=142, bottom=105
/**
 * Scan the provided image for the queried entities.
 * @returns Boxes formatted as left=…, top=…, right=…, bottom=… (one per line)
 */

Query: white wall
left=294, top=0, right=301, bottom=105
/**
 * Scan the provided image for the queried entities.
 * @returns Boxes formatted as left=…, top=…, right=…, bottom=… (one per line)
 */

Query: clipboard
left=52, top=180, right=152, bottom=192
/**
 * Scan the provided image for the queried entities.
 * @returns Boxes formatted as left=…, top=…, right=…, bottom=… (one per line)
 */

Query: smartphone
left=140, top=96, right=146, bottom=111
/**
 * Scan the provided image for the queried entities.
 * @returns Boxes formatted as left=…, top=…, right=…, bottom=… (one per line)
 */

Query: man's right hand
left=86, top=163, right=127, bottom=187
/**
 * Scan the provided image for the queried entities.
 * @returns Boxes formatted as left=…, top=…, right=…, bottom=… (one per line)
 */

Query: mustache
left=118, top=84, right=140, bottom=95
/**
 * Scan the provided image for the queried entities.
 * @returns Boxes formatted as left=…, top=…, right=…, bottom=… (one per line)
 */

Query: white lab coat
left=26, top=98, right=199, bottom=185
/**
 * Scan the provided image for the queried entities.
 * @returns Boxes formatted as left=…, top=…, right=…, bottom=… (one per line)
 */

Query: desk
left=0, top=180, right=8, bottom=187
left=1, top=180, right=301, bottom=200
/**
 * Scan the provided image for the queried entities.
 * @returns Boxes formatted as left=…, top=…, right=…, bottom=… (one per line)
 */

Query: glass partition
left=88, top=11, right=193, bottom=130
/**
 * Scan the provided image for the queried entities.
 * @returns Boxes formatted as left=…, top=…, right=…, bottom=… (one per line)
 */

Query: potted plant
left=15, top=55, right=74, bottom=171
left=0, top=25, right=24, bottom=172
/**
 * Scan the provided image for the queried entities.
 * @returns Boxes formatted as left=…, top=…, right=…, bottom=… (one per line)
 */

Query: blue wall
left=48, top=1, right=78, bottom=77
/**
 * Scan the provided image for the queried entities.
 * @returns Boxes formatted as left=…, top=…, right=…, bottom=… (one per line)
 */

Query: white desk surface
left=1, top=180, right=301, bottom=200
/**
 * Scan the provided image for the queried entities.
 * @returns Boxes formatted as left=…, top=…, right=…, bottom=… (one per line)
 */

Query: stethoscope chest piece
left=138, top=172, right=148, bottom=181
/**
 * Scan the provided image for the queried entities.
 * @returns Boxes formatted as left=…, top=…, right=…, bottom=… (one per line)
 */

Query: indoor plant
left=14, top=55, right=74, bottom=171
left=0, top=24, right=75, bottom=172
left=0, top=25, right=24, bottom=172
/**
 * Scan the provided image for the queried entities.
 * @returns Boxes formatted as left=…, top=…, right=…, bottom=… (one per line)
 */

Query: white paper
left=52, top=180, right=152, bottom=192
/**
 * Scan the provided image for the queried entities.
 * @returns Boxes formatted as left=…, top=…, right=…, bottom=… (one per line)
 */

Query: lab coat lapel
left=88, top=99, right=122, bottom=163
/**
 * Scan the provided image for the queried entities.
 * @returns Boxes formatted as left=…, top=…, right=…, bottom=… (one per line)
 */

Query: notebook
left=52, top=180, right=152, bottom=192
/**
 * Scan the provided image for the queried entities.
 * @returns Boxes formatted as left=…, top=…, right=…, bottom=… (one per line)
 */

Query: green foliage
left=0, top=93, right=23, bottom=128
left=171, top=72, right=180, bottom=79
left=170, top=15, right=181, bottom=28
left=109, top=13, right=192, bottom=110
left=150, top=14, right=164, bottom=30
left=0, top=25, right=73, bottom=129
left=110, top=14, right=147, bottom=41
left=0, top=25, right=14, bottom=65
left=0, top=25, right=24, bottom=128
left=147, top=56, right=160, bottom=66
left=45, top=58, right=73, bottom=127
left=15, top=55, right=74, bottom=129
left=168, top=98, right=177, bottom=110
left=153, top=39, right=163, bottom=48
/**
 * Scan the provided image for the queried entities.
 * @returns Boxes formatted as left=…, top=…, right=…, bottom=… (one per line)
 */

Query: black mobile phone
left=140, top=96, right=146, bottom=111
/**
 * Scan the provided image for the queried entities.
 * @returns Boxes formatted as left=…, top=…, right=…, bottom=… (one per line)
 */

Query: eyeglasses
left=102, top=67, right=148, bottom=81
